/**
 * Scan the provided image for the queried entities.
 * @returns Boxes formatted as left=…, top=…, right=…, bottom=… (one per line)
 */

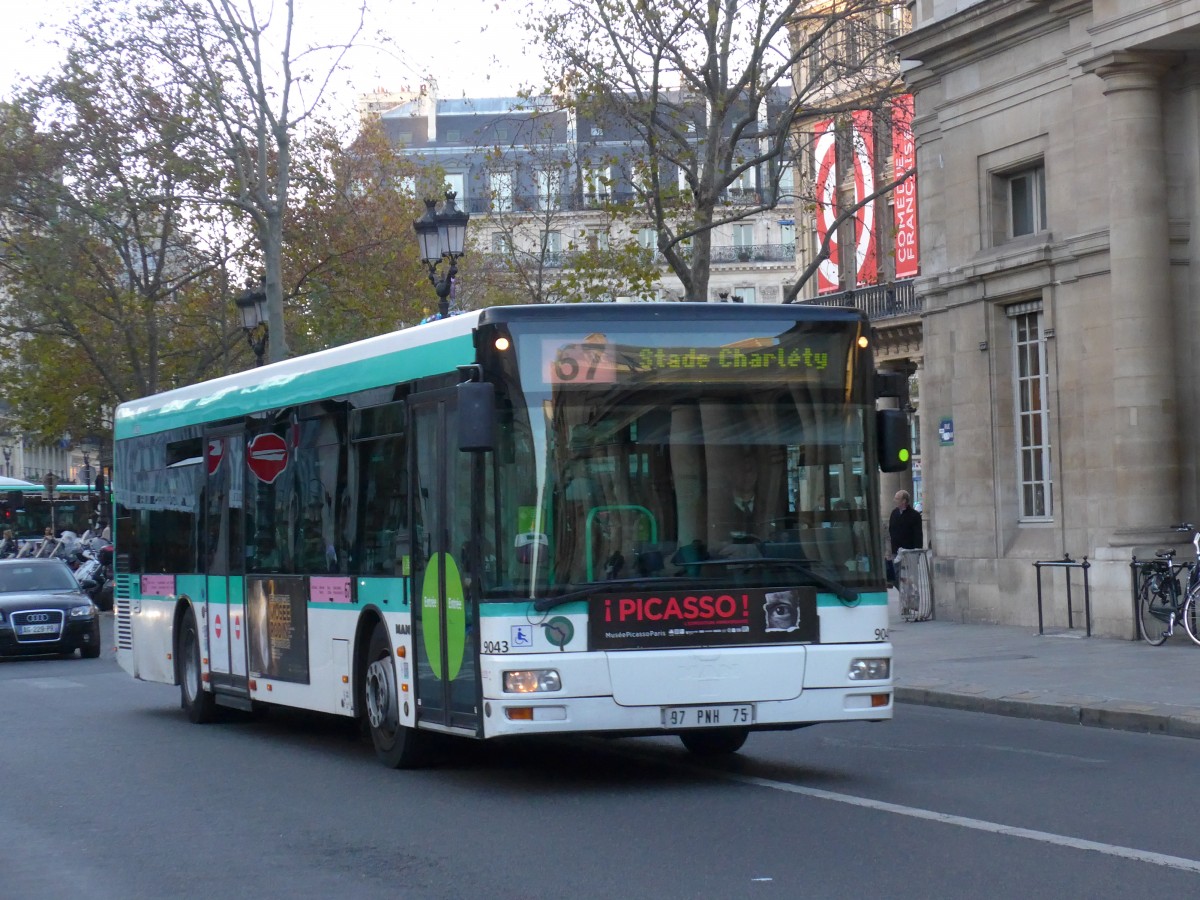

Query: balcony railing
left=476, top=242, right=797, bottom=271
left=711, top=243, right=795, bottom=263
left=796, top=279, right=920, bottom=320
left=461, top=189, right=767, bottom=215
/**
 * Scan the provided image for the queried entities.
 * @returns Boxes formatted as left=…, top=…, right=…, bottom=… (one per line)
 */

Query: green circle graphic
left=544, top=616, right=575, bottom=648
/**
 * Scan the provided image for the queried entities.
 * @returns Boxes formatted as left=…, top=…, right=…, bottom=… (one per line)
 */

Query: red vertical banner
left=892, top=94, right=919, bottom=279
left=851, top=110, right=877, bottom=287
left=813, top=119, right=840, bottom=294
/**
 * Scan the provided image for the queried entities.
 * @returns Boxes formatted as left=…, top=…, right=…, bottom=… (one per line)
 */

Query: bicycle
left=1137, top=523, right=1200, bottom=646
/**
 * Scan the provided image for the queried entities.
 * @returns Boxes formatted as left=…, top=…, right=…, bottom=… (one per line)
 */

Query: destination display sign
left=588, top=585, right=819, bottom=650
left=534, top=329, right=852, bottom=390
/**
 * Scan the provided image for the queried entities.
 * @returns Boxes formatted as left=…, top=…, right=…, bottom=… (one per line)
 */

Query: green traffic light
left=899, top=449, right=910, bottom=463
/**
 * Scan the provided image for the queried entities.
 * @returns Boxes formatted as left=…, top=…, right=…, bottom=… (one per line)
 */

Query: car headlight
left=69, top=604, right=96, bottom=619
left=848, top=657, right=890, bottom=680
left=502, top=669, right=562, bottom=693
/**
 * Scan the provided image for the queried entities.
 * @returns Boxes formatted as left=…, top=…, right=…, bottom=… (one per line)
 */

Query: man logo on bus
left=764, top=590, right=801, bottom=633
left=247, top=433, right=289, bottom=484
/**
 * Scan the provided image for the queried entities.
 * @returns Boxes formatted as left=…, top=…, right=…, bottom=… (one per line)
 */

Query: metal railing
left=797, top=280, right=920, bottom=321
left=474, top=242, right=796, bottom=272
left=1034, top=555, right=1092, bottom=636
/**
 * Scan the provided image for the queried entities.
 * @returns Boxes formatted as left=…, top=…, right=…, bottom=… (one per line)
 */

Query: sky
left=0, top=0, right=550, bottom=116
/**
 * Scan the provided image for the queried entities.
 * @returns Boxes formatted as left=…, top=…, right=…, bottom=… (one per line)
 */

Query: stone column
left=1090, top=53, right=1179, bottom=537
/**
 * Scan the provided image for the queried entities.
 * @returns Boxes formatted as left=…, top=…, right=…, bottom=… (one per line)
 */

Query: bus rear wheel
left=179, top=607, right=216, bottom=724
left=679, top=728, right=749, bottom=757
left=364, top=621, right=428, bottom=768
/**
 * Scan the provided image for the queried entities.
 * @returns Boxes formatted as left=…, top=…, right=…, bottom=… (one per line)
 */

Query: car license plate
left=19, top=624, right=57, bottom=635
left=662, top=704, right=754, bottom=729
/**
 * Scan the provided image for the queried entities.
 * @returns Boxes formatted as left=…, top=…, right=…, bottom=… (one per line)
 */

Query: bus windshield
left=483, top=318, right=881, bottom=599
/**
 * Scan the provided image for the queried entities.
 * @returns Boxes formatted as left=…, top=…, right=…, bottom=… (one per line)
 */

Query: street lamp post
left=1, top=445, right=10, bottom=477
left=235, top=282, right=269, bottom=366
left=413, top=191, right=470, bottom=319
left=81, top=449, right=93, bottom=492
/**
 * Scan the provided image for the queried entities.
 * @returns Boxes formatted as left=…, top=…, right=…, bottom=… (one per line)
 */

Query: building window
left=444, top=172, right=465, bottom=201
left=1012, top=309, right=1051, bottom=519
left=445, top=129, right=462, bottom=143
left=733, top=223, right=754, bottom=252
left=638, top=227, right=657, bottom=251
left=728, top=168, right=755, bottom=198
left=734, top=286, right=757, bottom=304
left=490, top=170, right=513, bottom=212
left=582, top=165, right=610, bottom=206
left=1007, top=164, right=1046, bottom=238
left=778, top=221, right=795, bottom=247
left=490, top=233, right=512, bottom=253
left=536, top=168, right=561, bottom=211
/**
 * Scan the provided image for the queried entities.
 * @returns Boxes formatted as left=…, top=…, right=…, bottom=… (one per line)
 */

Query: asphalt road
left=3, top=616, right=1199, bottom=898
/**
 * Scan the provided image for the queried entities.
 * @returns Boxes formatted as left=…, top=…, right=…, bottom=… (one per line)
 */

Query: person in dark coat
left=887, top=490, right=923, bottom=586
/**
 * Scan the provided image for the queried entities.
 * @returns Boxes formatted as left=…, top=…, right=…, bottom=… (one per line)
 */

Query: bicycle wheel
left=1184, top=588, right=1200, bottom=647
left=1138, top=573, right=1171, bottom=646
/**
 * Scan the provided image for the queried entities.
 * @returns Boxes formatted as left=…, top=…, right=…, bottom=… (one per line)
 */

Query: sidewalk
left=888, top=597, right=1200, bottom=739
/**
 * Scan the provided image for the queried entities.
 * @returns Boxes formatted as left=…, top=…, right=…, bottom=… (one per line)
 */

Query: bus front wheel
left=679, top=728, right=749, bottom=757
left=179, top=607, right=216, bottom=724
left=364, top=621, right=428, bottom=768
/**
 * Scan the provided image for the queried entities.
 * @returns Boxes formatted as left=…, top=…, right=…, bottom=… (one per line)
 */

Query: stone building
left=895, top=0, right=1200, bottom=636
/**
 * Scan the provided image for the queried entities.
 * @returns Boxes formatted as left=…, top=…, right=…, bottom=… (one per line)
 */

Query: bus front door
left=411, top=390, right=480, bottom=734
left=203, top=429, right=250, bottom=703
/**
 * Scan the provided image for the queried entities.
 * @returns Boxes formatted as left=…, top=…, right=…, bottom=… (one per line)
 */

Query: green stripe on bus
left=115, top=333, right=474, bottom=438
left=479, top=601, right=589, bottom=617
left=817, top=591, right=888, bottom=607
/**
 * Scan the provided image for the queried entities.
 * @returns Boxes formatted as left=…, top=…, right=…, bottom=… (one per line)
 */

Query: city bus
left=1, top=483, right=109, bottom=543
left=112, top=303, right=910, bottom=766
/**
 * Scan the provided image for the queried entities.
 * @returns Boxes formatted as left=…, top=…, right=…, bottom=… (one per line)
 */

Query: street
left=2, top=617, right=1199, bottom=898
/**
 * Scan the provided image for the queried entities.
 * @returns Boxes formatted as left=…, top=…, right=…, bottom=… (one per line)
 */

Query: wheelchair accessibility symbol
left=511, top=625, right=533, bottom=648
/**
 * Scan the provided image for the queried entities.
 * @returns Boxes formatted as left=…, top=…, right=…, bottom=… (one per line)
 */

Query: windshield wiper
left=531, top=576, right=697, bottom=613
left=688, top=558, right=859, bottom=603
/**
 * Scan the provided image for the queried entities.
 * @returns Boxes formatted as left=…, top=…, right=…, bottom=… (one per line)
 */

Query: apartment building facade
left=375, top=89, right=799, bottom=305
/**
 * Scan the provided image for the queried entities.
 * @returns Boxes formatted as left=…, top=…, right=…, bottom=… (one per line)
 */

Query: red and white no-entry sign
left=206, top=438, right=224, bottom=475
left=215, top=614, right=222, bottom=639
left=247, top=433, right=289, bottom=484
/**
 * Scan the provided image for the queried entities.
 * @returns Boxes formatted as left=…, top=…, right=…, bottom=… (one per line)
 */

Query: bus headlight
left=848, top=658, right=890, bottom=680
left=502, top=669, right=562, bottom=693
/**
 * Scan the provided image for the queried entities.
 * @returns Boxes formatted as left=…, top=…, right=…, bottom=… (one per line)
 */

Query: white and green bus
left=113, top=303, right=910, bottom=765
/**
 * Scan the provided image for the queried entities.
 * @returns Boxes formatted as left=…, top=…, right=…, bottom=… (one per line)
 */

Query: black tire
left=363, top=621, right=429, bottom=768
left=1138, top=573, right=1171, bottom=646
left=179, top=607, right=217, bottom=723
left=80, top=641, right=101, bottom=659
left=1184, top=591, right=1200, bottom=647
left=679, top=728, right=749, bottom=757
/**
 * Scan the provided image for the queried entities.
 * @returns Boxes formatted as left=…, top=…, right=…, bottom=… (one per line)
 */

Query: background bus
left=113, top=303, right=910, bottom=767
left=1, top=483, right=110, bottom=543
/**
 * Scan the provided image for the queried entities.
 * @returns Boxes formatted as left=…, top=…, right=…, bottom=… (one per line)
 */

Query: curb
left=895, top=686, right=1200, bottom=740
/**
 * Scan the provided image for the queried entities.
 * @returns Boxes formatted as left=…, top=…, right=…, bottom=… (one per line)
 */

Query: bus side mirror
left=877, top=409, right=911, bottom=473
left=458, top=382, right=495, bottom=452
